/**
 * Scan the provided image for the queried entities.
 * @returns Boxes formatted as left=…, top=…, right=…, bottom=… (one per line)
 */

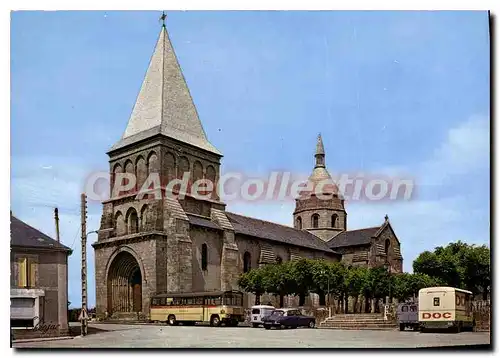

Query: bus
left=418, top=286, right=475, bottom=333
left=150, top=290, right=244, bottom=327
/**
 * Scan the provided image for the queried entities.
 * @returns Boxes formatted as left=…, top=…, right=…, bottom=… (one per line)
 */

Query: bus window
left=433, top=297, right=440, bottom=306
left=223, top=293, right=243, bottom=306
left=410, top=306, right=417, bottom=312
left=160, top=298, right=166, bottom=306
left=402, top=306, right=408, bottom=312
left=456, top=296, right=461, bottom=306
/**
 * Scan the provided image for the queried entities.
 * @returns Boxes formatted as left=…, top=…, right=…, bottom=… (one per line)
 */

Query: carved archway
left=106, top=251, right=142, bottom=314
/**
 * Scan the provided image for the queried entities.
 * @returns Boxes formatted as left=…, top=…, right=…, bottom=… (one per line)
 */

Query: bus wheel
left=167, top=314, right=177, bottom=326
left=210, top=315, right=221, bottom=327
left=399, top=324, right=405, bottom=331
left=252, top=323, right=259, bottom=328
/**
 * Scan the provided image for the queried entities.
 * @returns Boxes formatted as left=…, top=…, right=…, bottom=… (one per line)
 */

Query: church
left=92, top=24, right=403, bottom=319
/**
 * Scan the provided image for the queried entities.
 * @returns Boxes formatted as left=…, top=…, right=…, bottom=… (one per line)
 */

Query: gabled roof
left=327, top=226, right=380, bottom=249
left=10, top=214, right=71, bottom=252
left=187, top=214, right=221, bottom=231
left=225, top=212, right=338, bottom=254
left=110, top=25, right=221, bottom=156
left=326, top=217, right=400, bottom=249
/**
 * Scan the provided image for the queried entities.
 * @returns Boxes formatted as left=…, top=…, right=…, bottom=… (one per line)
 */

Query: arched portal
left=107, top=251, right=142, bottom=314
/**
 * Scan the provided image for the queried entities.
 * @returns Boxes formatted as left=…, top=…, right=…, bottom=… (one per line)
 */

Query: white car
left=250, top=305, right=275, bottom=328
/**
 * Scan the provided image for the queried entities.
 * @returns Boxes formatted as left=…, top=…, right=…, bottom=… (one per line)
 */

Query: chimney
left=54, top=208, right=60, bottom=242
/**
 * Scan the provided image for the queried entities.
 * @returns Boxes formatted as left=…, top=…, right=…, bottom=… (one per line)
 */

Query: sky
left=11, top=11, right=490, bottom=307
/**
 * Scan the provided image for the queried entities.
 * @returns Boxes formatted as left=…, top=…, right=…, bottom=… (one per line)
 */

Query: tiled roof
left=327, top=226, right=380, bottom=248
left=110, top=26, right=221, bottom=156
left=10, top=215, right=71, bottom=252
left=225, top=212, right=337, bottom=254
left=187, top=214, right=221, bottom=230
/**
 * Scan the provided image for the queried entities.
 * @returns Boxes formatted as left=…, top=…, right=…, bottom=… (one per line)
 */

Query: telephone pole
left=80, top=193, right=88, bottom=336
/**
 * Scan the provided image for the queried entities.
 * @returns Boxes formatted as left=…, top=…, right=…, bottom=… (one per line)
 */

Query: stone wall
left=370, top=224, right=403, bottom=273
left=10, top=249, right=69, bottom=335
left=190, top=226, right=222, bottom=292
left=93, top=238, right=158, bottom=318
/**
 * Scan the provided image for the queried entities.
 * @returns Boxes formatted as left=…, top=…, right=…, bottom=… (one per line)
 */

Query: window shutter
left=17, top=258, right=27, bottom=288
left=29, top=259, right=37, bottom=288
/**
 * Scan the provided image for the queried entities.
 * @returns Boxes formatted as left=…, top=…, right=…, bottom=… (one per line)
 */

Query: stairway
left=319, top=313, right=397, bottom=331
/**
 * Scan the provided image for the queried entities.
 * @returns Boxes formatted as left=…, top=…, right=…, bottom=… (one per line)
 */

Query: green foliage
left=236, top=240, right=490, bottom=309
left=413, top=240, right=490, bottom=297
left=392, top=272, right=441, bottom=301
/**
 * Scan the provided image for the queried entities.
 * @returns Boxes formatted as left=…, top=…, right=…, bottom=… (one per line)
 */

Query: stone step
left=328, top=314, right=384, bottom=319
left=319, top=326, right=397, bottom=331
left=321, top=323, right=396, bottom=328
left=321, top=322, right=394, bottom=324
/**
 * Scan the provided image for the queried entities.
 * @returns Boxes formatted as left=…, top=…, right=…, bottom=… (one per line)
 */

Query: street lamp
left=384, top=260, right=392, bottom=304
left=320, top=269, right=331, bottom=317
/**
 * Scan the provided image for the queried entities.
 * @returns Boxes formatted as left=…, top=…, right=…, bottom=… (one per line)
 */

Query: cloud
left=225, top=114, right=490, bottom=273
left=419, top=114, right=489, bottom=185
left=11, top=115, right=489, bottom=305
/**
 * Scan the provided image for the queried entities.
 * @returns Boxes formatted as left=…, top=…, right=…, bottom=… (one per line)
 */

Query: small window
left=402, top=306, right=409, bottom=312
left=160, top=298, right=166, bottom=306
left=276, top=256, right=283, bottom=264
left=331, top=214, right=338, bottom=228
left=201, top=243, right=208, bottom=271
left=312, top=214, right=319, bottom=228
left=410, top=306, right=417, bottom=312
left=456, top=296, right=461, bottom=306
left=296, top=216, right=302, bottom=230
left=433, top=297, right=440, bottom=306
left=252, top=308, right=260, bottom=314
left=243, top=252, right=252, bottom=273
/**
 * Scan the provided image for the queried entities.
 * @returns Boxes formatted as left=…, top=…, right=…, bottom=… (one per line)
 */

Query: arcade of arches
left=107, top=251, right=143, bottom=313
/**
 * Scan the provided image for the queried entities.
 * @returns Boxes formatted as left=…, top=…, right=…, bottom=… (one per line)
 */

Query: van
left=250, top=305, right=275, bottom=328
left=418, top=286, right=475, bottom=333
left=397, top=302, right=419, bottom=331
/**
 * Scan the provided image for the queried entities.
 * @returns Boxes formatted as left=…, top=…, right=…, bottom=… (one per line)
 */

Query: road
left=13, top=323, right=491, bottom=349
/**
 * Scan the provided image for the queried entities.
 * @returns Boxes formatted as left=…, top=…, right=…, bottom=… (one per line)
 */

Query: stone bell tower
left=293, top=134, right=346, bottom=241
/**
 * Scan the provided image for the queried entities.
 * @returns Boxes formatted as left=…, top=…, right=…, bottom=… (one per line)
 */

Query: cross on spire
left=159, top=11, right=167, bottom=27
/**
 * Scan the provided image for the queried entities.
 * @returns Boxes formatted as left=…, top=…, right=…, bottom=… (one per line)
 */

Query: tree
left=237, top=267, right=266, bottom=305
left=362, top=266, right=390, bottom=313
left=260, top=262, right=295, bottom=308
left=289, top=258, right=314, bottom=306
left=344, top=266, right=369, bottom=313
left=463, top=245, right=490, bottom=299
left=413, top=241, right=490, bottom=298
left=392, top=272, right=441, bottom=302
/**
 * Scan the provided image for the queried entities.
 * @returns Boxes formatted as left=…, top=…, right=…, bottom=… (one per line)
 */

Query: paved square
left=13, top=323, right=491, bottom=348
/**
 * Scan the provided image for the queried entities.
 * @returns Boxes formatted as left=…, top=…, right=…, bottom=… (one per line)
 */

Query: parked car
left=250, top=305, right=275, bottom=328
left=397, top=302, right=420, bottom=331
left=262, top=308, right=315, bottom=329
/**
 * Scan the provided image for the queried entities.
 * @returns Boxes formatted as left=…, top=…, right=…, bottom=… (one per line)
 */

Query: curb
left=13, top=336, right=75, bottom=344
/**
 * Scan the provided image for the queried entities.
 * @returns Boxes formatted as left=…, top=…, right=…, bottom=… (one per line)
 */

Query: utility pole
left=80, top=193, right=88, bottom=336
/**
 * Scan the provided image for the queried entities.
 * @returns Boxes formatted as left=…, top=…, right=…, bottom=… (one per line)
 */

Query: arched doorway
left=107, top=251, right=142, bottom=314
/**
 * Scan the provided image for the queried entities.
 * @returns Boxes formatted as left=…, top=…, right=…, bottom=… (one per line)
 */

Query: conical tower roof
left=110, top=25, right=221, bottom=155
left=302, top=134, right=338, bottom=197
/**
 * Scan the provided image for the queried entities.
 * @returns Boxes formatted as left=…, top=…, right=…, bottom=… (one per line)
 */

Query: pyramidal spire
left=111, top=24, right=221, bottom=155
left=314, top=133, right=326, bottom=168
